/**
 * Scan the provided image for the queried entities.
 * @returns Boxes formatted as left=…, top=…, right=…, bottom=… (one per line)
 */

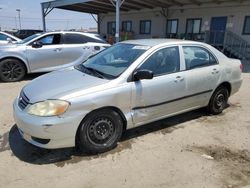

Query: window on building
left=140, top=20, right=151, bottom=34
left=243, top=16, right=250, bottom=35
left=107, top=22, right=116, bottom=35
left=122, top=21, right=132, bottom=32
left=166, top=19, right=178, bottom=34
left=186, top=18, right=202, bottom=34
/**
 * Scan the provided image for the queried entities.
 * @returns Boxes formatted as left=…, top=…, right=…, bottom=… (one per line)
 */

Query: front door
left=26, top=33, right=65, bottom=72
left=131, top=46, right=187, bottom=126
left=210, top=17, right=227, bottom=45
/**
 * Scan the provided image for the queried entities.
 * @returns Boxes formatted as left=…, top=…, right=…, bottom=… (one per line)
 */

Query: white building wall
left=99, top=3, right=250, bottom=43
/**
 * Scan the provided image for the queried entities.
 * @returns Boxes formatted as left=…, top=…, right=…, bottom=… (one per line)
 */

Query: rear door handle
left=83, top=46, right=90, bottom=50
left=174, top=76, right=184, bottom=82
left=212, top=68, right=220, bottom=74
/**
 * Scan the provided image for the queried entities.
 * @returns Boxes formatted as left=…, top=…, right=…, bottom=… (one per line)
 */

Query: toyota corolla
left=13, top=39, right=242, bottom=153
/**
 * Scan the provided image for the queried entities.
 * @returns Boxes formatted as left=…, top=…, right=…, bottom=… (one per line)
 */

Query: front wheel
left=0, top=59, right=26, bottom=82
left=77, top=109, right=123, bottom=154
left=207, top=86, right=229, bottom=115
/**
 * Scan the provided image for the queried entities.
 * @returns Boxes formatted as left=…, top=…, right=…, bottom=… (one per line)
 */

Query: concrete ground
left=0, top=72, right=250, bottom=188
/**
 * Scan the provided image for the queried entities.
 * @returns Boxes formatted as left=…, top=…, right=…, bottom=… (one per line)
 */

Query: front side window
left=0, top=33, right=8, bottom=40
left=107, top=22, right=116, bottom=35
left=183, top=46, right=217, bottom=70
left=243, top=16, right=250, bottom=35
left=139, top=46, right=180, bottom=76
left=122, top=21, right=132, bottom=32
left=78, top=43, right=149, bottom=79
left=186, top=19, right=201, bottom=34
left=140, top=20, right=151, bottom=34
left=166, top=19, right=178, bottom=34
left=37, top=34, right=61, bottom=45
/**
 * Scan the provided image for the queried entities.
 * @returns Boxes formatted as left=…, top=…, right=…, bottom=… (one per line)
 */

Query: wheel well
left=75, top=106, right=127, bottom=146
left=218, top=82, right=231, bottom=96
left=0, top=57, right=28, bottom=73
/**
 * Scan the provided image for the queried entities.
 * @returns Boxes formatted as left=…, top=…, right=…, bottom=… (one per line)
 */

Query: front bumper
left=13, top=97, right=83, bottom=149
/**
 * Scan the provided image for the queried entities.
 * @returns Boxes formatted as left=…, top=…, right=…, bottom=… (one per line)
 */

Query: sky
left=0, top=0, right=97, bottom=31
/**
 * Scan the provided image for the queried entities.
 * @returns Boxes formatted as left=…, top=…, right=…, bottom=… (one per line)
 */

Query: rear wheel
left=0, top=59, right=26, bottom=82
left=77, top=109, right=123, bottom=154
left=208, top=86, right=229, bottom=115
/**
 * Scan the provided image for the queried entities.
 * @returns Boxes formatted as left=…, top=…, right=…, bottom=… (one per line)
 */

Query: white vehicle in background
left=0, top=31, right=110, bottom=82
left=0, top=31, right=21, bottom=45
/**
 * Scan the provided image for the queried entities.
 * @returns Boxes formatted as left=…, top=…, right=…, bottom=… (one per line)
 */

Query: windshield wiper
left=79, top=65, right=106, bottom=79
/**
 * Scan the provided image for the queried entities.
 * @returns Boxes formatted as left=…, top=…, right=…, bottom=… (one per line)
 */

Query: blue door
left=210, top=17, right=227, bottom=45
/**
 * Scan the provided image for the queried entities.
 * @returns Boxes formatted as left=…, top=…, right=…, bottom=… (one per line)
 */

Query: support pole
left=115, top=0, right=120, bottom=43
left=41, top=4, right=46, bottom=32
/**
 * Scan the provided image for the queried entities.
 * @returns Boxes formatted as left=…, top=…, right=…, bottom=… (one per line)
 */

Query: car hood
left=0, top=43, right=23, bottom=49
left=23, top=67, right=110, bottom=103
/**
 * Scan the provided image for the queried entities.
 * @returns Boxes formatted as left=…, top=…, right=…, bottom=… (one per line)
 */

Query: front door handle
left=53, top=48, right=62, bottom=52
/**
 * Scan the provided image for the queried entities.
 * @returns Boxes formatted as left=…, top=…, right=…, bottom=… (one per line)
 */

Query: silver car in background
left=13, top=39, right=242, bottom=153
left=0, top=31, right=21, bottom=45
left=0, top=31, right=110, bottom=82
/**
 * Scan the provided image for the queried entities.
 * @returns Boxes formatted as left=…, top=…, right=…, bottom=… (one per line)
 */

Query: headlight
left=26, top=100, right=70, bottom=117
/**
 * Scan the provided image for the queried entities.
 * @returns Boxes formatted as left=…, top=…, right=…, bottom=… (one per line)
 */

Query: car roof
left=121, top=39, right=206, bottom=47
left=40, top=31, right=105, bottom=41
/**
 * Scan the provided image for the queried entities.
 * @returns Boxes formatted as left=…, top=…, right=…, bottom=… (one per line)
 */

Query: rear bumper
left=230, top=78, right=243, bottom=96
left=13, top=97, right=83, bottom=149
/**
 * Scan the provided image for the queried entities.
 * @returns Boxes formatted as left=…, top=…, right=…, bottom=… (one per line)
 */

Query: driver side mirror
left=6, top=38, right=13, bottom=43
left=32, top=41, right=43, bottom=48
left=133, top=69, right=153, bottom=81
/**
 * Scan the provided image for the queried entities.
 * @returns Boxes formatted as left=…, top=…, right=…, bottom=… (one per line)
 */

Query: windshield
left=77, top=43, right=149, bottom=79
left=16, top=33, right=42, bottom=44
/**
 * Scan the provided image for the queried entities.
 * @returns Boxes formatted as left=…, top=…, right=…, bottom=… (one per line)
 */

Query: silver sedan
left=13, top=39, right=243, bottom=153
left=0, top=31, right=110, bottom=82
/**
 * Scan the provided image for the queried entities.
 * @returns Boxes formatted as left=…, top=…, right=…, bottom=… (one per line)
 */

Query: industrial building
left=41, top=0, right=250, bottom=59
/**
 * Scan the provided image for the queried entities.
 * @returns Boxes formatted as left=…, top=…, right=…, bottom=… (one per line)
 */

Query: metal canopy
left=41, top=0, right=250, bottom=42
left=42, top=0, right=248, bottom=14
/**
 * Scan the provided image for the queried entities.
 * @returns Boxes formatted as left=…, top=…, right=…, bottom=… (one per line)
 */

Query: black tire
left=0, top=58, right=26, bottom=82
left=77, top=109, right=123, bottom=154
left=208, top=86, right=229, bottom=115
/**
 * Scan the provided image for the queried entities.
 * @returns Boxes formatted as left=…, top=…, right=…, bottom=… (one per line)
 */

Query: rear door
left=181, top=45, right=221, bottom=107
left=61, top=33, right=99, bottom=65
left=131, top=46, right=188, bottom=126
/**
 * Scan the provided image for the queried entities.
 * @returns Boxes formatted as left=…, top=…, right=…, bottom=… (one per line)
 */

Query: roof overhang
left=42, top=0, right=250, bottom=14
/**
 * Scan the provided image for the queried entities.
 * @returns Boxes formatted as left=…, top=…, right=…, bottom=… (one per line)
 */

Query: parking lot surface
left=0, top=73, right=250, bottom=188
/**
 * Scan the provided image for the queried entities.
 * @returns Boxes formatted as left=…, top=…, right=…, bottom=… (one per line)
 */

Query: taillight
left=240, top=63, right=243, bottom=72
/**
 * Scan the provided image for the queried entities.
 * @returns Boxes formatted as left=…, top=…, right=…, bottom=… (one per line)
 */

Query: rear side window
left=64, top=34, right=87, bottom=44
left=139, top=46, right=180, bottom=76
left=183, top=46, right=218, bottom=70
left=64, top=33, right=105, bottom=44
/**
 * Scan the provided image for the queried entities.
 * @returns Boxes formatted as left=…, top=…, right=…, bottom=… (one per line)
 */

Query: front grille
left=18, top=91, right=30, bottom=110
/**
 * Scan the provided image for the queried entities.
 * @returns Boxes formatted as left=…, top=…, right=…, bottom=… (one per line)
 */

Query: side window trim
left=181, top=45, right=219, bottom=70
left=135, top=45, right=182, bottom=77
